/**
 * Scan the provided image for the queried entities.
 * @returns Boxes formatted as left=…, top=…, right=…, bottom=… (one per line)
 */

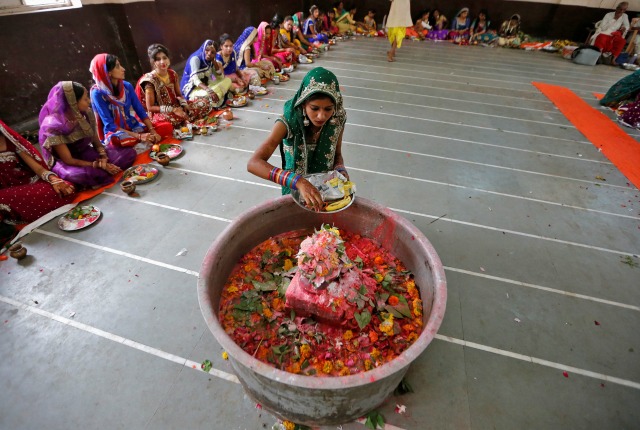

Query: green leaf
left=278, top=277, right=291, bottom=296
left=301, top=359, right=309, bottom=369
left=395, top=303, right=413, bottom=318
left=364, top=410, right=385, bottom=429
left=394, top=377, right=414, bottom=395
left=354, top=310, right=371, bottom=330
left=252, top=280, right=278, bottom=291
left=201, top=359, right=212, bottom=372
left=384, top=305, right=404, bottom=319
left=365, top=416, right=375, bottom=430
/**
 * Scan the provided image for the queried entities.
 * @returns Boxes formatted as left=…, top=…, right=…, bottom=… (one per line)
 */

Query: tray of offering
left=291, top=170, right=356, bottom=213
left=58, top=205, right=101, bottom=231
left=226, top=95, right=248, bottom=108
left=150, top=143, right=184, bottom=160
left=123, top=164, right=159, bottom=184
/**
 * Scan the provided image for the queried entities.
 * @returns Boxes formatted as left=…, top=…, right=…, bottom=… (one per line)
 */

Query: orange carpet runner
left=533, top=82, right=640, bottom=189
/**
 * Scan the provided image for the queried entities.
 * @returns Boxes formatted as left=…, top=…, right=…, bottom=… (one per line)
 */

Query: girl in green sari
left=247, top=67, right=348, bottom=211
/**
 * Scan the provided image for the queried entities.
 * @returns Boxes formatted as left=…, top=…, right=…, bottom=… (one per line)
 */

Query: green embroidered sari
left=276, top=67, right=347, bottom=194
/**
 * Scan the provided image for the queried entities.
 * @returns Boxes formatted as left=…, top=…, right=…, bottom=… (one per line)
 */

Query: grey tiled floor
left=1, top=38, right=639, bottom=430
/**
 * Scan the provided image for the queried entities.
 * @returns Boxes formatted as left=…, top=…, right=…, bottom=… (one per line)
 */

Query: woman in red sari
left=136, top=43, right=216, bottom=132
left=0, top=119, right=75, bottom=244
left=253, top=22, right=294, bottom=73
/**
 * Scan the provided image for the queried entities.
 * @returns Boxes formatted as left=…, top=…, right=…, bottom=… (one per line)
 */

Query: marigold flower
left=364, top=359, right=373, bottom=371
left=343, top=330, right=354, bottom=341
left=272, top=297, right=284, bottom=311
left=374, top=255, right=385, bottom=265
left=322, top=360, right=333, bottom=374
left=335, top=360, right=344, bottom=370
left=402, top=324, right=415, bottom=333
left=374, top=273, right=384, bottom=283
left=339, top=367, right=351, bottom=376
left=283, top=259, right=293, bottom=271
left=300, top=343, right=312, bottom=359
left=370, top=348, right=381, bottom=361
left=379, top=313, right=394, bottom=336
left=222, top=351, right=229, bottom=360
left=407, top=333, right=418, bottom=342
left=412, top=298, right=423, bottom=316
left=388, top=295, right=399, bottom=306
left=227, top=285, right=238, bottom=294
left=282, top=420, right=296, bottom=430
left=263, top=307, right=273, bottom=319
left=288, top=362, right=301, bottom=374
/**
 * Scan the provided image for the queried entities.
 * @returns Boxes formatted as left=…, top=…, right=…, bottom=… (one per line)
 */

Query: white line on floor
left=2, top=293, right=636, bottom=392
left=0, top=294, right=405, bottom=430
left=434, top=334, right=640, bottom=390
left=444, top=266, right=640, bottom=312
left=246, top=107, right=592, bottom=146
left=391, top=206, right=638, bottom=257
left=190, top=135, right=638, bottom=220
left=102, top=192, right=233, bottom=222
left=0, top=294, right=237, bottom=382
left=33, top=229, right=200, bottom=277
left=229, top=123, right=611, bottom=165
left=78, top=192, right=640, bottom=313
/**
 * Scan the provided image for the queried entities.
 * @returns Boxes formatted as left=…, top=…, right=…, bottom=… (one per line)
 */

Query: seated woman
left=39, top=81, right=136, bottom=188
left=304, top=6, right=330, bottom=45
left=0, top=118, right=75, bottom=242
left=336, top=5, right=357, bottom=34
left=497, top=14, right=522, bottom=47
left=406, top=10, right=431, bottom=40
left=360, top=9, right=381, bottom=37
left=293, top=13, right=321, bottom=53
left=269, top=16, right=299, bottom=65
left=247, top=67, right=348, bottom=210
left=90, top=53, right=161, bottom=149
left=448, top=8, right=472, bottom=44
left=470, top=9, right=496, bottom=44
left=136, top=43, right=215, bottom=132
left=426, top=9, right=449, bottom=40
left=234, top=26, right=276, bottom=84
left=180, top=40, right=232, bottom=109
left=600, top=69, right=640, bottom=127
left=325, top=9, right=341, bottom=37
left=216, top=34, right=263, bottom=95
left=279, top=16, right=313, bottom=64
left=253, top=22, right=293, bottom=74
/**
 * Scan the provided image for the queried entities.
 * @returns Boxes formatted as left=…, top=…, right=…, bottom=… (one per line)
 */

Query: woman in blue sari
left=303, top=5, right=330, bottom=44
left=180, top=39, right=231, bottom=109
left=449, top=8, right=472, bottom=43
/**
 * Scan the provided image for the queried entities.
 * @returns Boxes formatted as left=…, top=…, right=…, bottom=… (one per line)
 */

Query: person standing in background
left=385, top=0, right=413, bottom=62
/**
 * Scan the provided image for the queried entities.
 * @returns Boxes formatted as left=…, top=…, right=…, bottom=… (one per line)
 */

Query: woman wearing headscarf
left=234, top=26, right=276, bottom=83
left=136, top=43, right=215, bottom=132
left=39, top=81, right=136, bottom=188
left=0, top=118, right=75, bottom=240
left=448, top=8, right=472, bottom=44
left=498, top=14, right=522, bottom=47
left=470, top=9, right=496, bottom=44
left=247, top=67, right=348, bottom=211
left=385, top=0, right=413, bottom=62
left=180, top=40, right=232, bottom=108
left=89, top=53, right=161, bottom=148
left=253, top=21, right=294, bottom=73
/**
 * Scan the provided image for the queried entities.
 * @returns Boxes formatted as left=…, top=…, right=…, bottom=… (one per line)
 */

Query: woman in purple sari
left=39, top=81, right=136, bottom=189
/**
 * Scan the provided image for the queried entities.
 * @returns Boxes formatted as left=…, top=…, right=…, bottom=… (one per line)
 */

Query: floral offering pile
left=219, top=225, right=424, bottom=377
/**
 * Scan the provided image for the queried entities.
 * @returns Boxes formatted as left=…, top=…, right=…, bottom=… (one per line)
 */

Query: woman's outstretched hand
left=296, top=178, right=324, bottom=212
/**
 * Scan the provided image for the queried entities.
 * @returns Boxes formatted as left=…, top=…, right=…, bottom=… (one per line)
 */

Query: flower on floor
left=201, top=359, right=212, bottom=372
left=221, top=351, right=229, bottom=360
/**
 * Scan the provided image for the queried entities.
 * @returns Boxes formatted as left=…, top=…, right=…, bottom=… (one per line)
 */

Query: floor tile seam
left=33, top=229, right=201, bottom=277
left=193, top=133, right=623, bottom=190
left=390, top=207, right=639, bottom=257
left=261, top=92, right=576, bottom=130
left=30, top=197, right=640, bottom=311
left=189, top=138, right=639, bottom=220
left=228, top=124, right=612, bottom=166
left=336, top=83, right=564, bottom=114
left=444, top=266, right=640, bottom=312
left=345, top=42, right=628, bottom=79
left=270, top=84, right=566, bottom=120
left=290, top=69, right=550, bottom=103
left=328, top=49, right=619, bottom=86
left=322, top=61, right=565, bottom=95
left=0, top=293, right=240, bottom=385
left=434, top=334, right=640, bottom=390
left=245, top=108, right=593, bottom=146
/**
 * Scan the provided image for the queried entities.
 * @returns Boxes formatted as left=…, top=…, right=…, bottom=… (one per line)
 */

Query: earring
left=329, top=115, right=337, bottom=125
left=303, top=112, right=310, bottom=126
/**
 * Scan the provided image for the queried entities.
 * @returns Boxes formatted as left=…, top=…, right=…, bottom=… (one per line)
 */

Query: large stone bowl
left=198, top=196, right=446, bottom=426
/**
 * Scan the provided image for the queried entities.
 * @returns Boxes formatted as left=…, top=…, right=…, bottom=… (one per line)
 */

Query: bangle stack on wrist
left=40, top=170, right=55, bottom=183
left=334, top=164, right=347, bottom=175
left=160, top=105, right=173, bottom=114
left=269, top=167, right=302, bottom=190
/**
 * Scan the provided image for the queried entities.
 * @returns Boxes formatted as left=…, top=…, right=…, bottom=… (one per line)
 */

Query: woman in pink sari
left=253, top=22, right=293, bottom=73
